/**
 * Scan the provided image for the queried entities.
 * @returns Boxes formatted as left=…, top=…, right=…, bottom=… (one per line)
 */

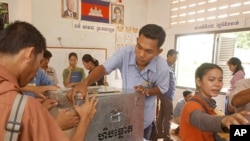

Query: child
left=180, top=63, right=250, bottom=141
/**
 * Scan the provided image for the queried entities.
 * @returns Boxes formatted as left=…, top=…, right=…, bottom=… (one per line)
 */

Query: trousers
left=144, top=121, right=158, bottom=141
left=156, top=94, right=173, bottom=141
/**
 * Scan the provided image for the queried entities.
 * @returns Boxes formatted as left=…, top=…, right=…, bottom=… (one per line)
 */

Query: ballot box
left=46, top=86, right=145, bottom=141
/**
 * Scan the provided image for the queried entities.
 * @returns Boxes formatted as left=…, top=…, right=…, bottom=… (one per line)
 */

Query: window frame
left=174, top=28, right=250, bottom=92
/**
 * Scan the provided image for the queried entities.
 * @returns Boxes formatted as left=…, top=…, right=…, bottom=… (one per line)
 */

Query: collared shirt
left=166, top=61, right=176, bottom=100
left=42, top=66, right=59, bottom=84
left=173, top=98, right=185, bottom=117
left=24, top=68, right=54, bottom=98
left=103, top=46, right=170, bottom=128
left=227, top=70, right=245, bottom=95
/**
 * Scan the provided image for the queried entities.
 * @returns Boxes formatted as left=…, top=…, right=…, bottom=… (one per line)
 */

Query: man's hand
left=67, top=81, right=88, bottom=104
left=73, top=93, right=98, bottom=121
left=55, top=108, right=80, bottom=130
left=134, top=85, right=149, bottom=96
left=34, top=85, right=58, bottom=99
left=42, top=99, right=58, bottom=110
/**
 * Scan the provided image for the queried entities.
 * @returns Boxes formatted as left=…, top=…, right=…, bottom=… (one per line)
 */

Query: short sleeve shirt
left=103, top=46, right=170, bottom=128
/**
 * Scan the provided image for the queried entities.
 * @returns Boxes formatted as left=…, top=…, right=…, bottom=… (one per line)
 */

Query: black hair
left=139, top=24, right=166, bottom=48
left=44, top=50, right=52, bottom=59
left=227, top=57, right=245, bottom=75
left=167, top=49, right=178, bottom=56
left=183, top=90, right=192, bottom=97
left=68, top=52, right=78, bottom=60
left=0, top=21, right=46, bottom=56
left=82, top=54, right=99, bottom=66
left=195, top=63, right=223, bottom=89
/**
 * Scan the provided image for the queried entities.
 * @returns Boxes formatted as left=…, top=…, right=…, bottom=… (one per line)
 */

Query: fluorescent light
left=179, top=13, right=187, bottom=17
left=197, top=1, right=206, bottom=5
left=229, top=13, right=240, bottom=16
left=243, top=1, right=250, bottom=5
left=188, top=4, right=196, bottom=7
left=180, top=6, right=187, bottom=9
left=171, top=8, right=178, bottom=11
left=179, top=21, right=186, bottom=24
left=187, top=19, right=195, bottom=23
left=171, top=15, right=178, bottom=18
left=188, top=11, right=196, bottom=15
left=230, top=3, right=241, bottom=7
left=242, top=11, right=250, bottom=14
left=207, top=8, right=216, bottom=12
left=197, top=18, right=205, bottom=21
left=171, top=22, right=178, bottom=25
left=207, top=16, right=216, bottom=20
left=197, top=10, right=205, bottom=13
left=217, top=14, right=228, bottom=18
left=218, top=5, right=228, bottom=10
left=208, top=0, right=217, bottom=3
left=172, top=0, right=178, bottom=4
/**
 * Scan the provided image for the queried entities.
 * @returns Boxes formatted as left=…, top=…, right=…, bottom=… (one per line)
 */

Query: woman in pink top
left=225, top=57, right=245, bottom=115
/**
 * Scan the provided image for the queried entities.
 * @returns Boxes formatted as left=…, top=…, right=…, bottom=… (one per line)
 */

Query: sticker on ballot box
left=230, top=125, right=250, bottom=141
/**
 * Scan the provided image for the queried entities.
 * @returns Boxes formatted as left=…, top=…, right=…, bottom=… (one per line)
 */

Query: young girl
left=82, top=54, right=104, bottom=86
left=225, top=57, right=245, bottom=115
left=180, top=63, right=250, bottom=141
left=63, top=52, right=85, bottom=88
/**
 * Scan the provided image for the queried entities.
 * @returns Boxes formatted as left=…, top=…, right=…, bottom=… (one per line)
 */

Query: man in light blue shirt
left=157, top=49, right=178, bottom=141
left=21, top=68, right=57, bottom=98
left=74, top=24, right=170, bottom=140
left=173, top=90, right=193, bottom=134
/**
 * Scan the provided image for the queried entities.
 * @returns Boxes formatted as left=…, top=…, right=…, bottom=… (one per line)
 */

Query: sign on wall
left=0, top=2, right=9, bottom=29
left=61, top=0, right=79, bottom=19
left=193, top=18, right=245, bottom=32
left=81, top=0, right=110, bottom=23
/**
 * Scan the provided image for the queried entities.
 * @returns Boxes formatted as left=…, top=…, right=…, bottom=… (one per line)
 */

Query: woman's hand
left=221, top=111, right=250, bottom=129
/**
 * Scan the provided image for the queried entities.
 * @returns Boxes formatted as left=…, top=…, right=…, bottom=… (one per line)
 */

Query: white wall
left=10, top=0, right=250, bottom=111
left=29, top=0, right=150, bottom=88
left=147, top=0, right=172, bottom=58
left=31, top=0, right=149, bottom=48
left=2, top=0, right=31, bottom=22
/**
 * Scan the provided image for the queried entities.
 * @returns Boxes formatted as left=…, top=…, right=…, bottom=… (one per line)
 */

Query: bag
left=5, top=94, right=28, bottom=141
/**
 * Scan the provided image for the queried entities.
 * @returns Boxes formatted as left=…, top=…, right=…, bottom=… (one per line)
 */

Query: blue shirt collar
left=128, top=48, right=158, bottom=73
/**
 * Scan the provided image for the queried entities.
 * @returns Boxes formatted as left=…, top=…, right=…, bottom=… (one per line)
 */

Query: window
left=175, top=30, right=250, bottom=92
left=176, top=34, right=214, bottom=88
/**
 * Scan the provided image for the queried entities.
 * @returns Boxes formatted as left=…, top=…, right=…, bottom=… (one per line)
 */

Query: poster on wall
left=110, top=0, right=123, bottom=4
left=0, top=2, right=9, bottom=28
left=81, top=0, right=110, bottom=23
left=110, top=3, right=124, bottom=25
left=61, top=0, right=79, bottom=19
left=115, top=26, right=138, bottom=48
